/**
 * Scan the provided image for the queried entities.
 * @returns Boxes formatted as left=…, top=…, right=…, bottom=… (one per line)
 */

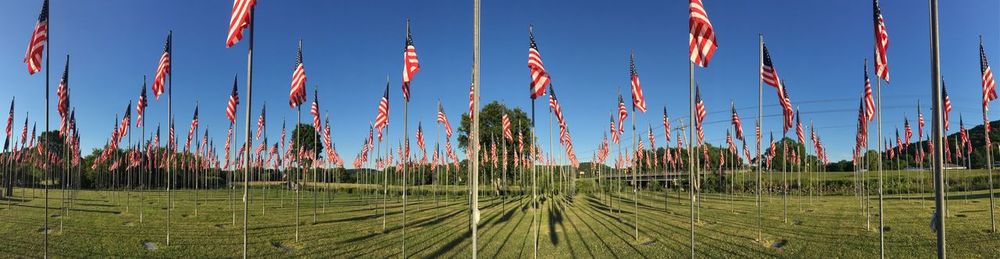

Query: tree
left=290, top=123, right=323, bottom=167
left=458, top=101, right=533, bottom=156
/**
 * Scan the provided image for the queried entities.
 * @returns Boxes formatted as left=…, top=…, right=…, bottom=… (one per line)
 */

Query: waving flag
left=904, top=117, right=912, bottom=145
left=416, top=122, right=426, bottom=152
left=4, top=99, right=13, bottom=140
left=402, top=20, right=420, bottom=102
left=663, top=107, right=671, bottom=142
left=873, top=0, right=890, bottom=82
left=695, top=86, right=706, bottom=145
left=24, top=0, right=48, bottom=75
left=289, top=40, right=307, bottom=108
left=136, top=78, right=148, bottom=127
left=688, top=0, right=718, bottom=67
left=629, top=53, right=646, bottom=113
left=982, top=38, right=998, bottom=111
left=226, top=0, right=255, bottom=48
left=528, top=26, right=550, bottom=100
left=796, top=109, right=805, bottom=144
left=185, top=106, right=198, bottom=152
left=610, top=115, right=620, bottom=145
left=256, top=105, right=265, bottom=140
left=374, top=81, right=390, bottom=131
left=311, top=89, right=321, bottom=131
left=943, top=79, right=952, bottom=131
left=152, top=32, right=171, bottom=99
left=226, top=75, right=239, bottom=123
left=57, top=58, right=70, bottom=131
left=437, top=101, right=452, bottom=138
left=731, top=103, right=743, bottom=141
left=918, top=101, right=925, bottom=139
left=863, top=61, right=876, bottom=121
left=119, top=102, right=132, bottom=140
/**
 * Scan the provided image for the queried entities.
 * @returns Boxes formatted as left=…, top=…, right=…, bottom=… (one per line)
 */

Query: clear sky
left=0, top=0, right=997, bottom=166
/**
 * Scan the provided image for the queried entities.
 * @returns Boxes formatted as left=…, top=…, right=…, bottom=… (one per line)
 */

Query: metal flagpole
left=166, top=29, right=174, bottom=247
left=756, top=34, right=764, bottom=243
left=875, top=40, right=886, bottom=259
left=929, top=0, right=946, bottom=256
left=241, top=8, right=254, bottom=257
left=688, top=59, right=696, bottom=257
left=982, top=35, right=997, bottom=233
left=470, top=1, right=480, bottom=256
left=43, top=5, right=50, bottom=256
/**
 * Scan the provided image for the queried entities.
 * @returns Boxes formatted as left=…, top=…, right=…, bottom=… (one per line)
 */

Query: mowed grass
left=0, top=171, right=999, bottom=257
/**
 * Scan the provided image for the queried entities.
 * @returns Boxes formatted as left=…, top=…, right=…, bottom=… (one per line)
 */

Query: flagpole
left=756, top=33, right=764, bottom=243
left=631, top=99, right=639, bottom=242
left=982, top=35, right=998, bottom=233
left=42, top=3, right=50, bottom=255
left=470, top=1, right=481, bottom=255
left=688, top=59, right=696, bottom=257
left=166, top=30, right=173, bottom=246
left=929, top=0, right=945, bottom=256
left=241, top=7, right=254, bottom=257
left=875, top=35, right=886, bottom=259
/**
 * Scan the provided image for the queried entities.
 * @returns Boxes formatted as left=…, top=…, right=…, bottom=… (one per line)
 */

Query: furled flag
left=402, top=19, right=420, bottom=102
left=24, top=0, right=48, bottom=75
left=185, top=105, right=198, bottom=152
left=57, top=57, right=70, bottom=135
left=416, top=122, right=426, bottom=153
left=224, top=125, right=232, bottom=168
left=136, top=77, right=148, bottom=127
left=119, top=102, right=132, bottom=140
left=904, top=117, right=912, bottom=146
left=468, top=79, right=476, bottom=119
left=502, top=113, right=513, bottom=141
left=436, top=101, right=453, bottom=138
left=648, top=125, right=656, bottom=151
left=629, top=53, right=647, bottom=112
left=796, top=109, right=805, bottom=144
left=610, top=115, right=620, bottom=145
left=289, top=40, right=307, bottom=108
left=374, top=81, right=390, bottom=131
left=943, top=78, right=952, bottom=131
left=689, top=0, right=718, bottom=67
left=226, top=75, right=239, bottom=123
left=152, top=32, right=171, bottom=99
left=663, top=107, right=671, bottom=142
left=918, top=101, right=925, bottom=139
left=695, top=86, right=706, bottom=145
left=873, top=0, right=890, bottom=82
left=4, top=98, right=13, bottom=144
left=256, top=104, right=265, bottom=140
left=311, top=89, right=321, bottom=131
left=863, top=60, right=876, bottom=121
left=617, top=94, right=627, bottom=135
left=528, top=26, right=550, bottom=100
left=226, top=0, right=256, bottom=47
left=982, top=38, right=998, bottom=111
left=731, top=103, right=743, bottom=141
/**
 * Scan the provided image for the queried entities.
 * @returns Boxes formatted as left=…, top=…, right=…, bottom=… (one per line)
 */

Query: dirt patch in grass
left=143, top=241, right=157, bottom=251
left=772, top=239, right=787, bottom=249
left=956, top=214, right=968, bottom=218
left=51, top=214, right=61, bottom=218
left=640, top=240, right=656, bottom=246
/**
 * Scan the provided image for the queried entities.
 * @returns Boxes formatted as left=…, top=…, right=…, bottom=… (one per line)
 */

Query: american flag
left=873, top=0, right=890, bottom=82
left=918, top=101, right=925, bottom=139
left=943, top=79, right=952, bottom=131
left=416, top=122, right=425, bottom=152
left=904, top=117, right=912, bottom=145
left=695, top=86, right=706, bottom=145
left=731, top=103, right=743, bottom=141
left=374, top=82, right=390, bottom=131
left=648, top=125, right=656, bottom=151
left=742, top=140, right=751, bottom=163
left=780, top=84, right=794, bottom=133
left=688, top=0, right=717, bottom=67
left=617, top=94, right=627, bottom=135
left=502, top=113, right=513, bottom=141
left=402, top=20, right=419, bottom=102
left=311, top=89, right=321, bottom=131
left=755, top=120, right=761, bottom=157
left=152, top=32, right=171, bottom=99
left=629, top=53, right=646, bottom=113
left=528, top=26, right=550, bottom=100
left=796, top=109, right=805, bottom=144
left=224, top=125, right=232, bottom=168
left=468, top=80, right=476, bottom=119
left=437, top=101, right=452, bottom=138
left=863, top=61, right=876, bottom=121
left=119, top=102, right=132, bottom=140
left=226, top=75, right=239, bottom=123
left=24, top=0, right=48, bottom=75
left=57, top=58, right=70, bottom=132
left=663, top=107, right=671, bottom=142
left=226, top=0, right=255, bottom=48
left=136, top=78, right=148, bottom=127
left=5, top=99, right=13, bottom=139
left=169, top=119, right=175, bottom=152
left=610, top=115, right=619, bottom=145
left=760, top=43, right=782, bottom=89
left=982, top=38, right=997, bottom=111
left=549, top=86, right=566, bottom=126
left=256, top=105, right=265, bottom=140
left=289, top=40, right=307, bottom=108
left=185, top=106, right=198, bottom=152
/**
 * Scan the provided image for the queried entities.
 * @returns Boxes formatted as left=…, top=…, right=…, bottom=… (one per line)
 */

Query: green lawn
left=0, top=172, right=998, bottom=257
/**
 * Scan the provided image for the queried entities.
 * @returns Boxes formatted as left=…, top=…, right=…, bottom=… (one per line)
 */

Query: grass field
left=1, top=170, right=999, bottom=257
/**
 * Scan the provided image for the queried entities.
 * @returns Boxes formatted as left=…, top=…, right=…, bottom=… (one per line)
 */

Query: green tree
left=291, top=123, right=323, bottom=166
left=458, top=101, right=533, bottom=154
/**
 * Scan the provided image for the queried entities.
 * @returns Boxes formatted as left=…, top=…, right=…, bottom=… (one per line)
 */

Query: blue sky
left=0, top=0, right=997, bottom=166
